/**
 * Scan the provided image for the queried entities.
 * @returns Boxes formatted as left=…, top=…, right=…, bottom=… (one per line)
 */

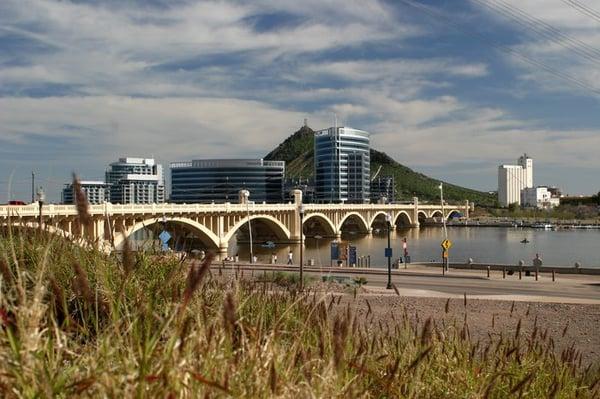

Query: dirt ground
left=308, top=283, right=600, bottom=366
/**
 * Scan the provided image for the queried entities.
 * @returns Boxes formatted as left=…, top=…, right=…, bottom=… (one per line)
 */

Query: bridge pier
left=218, top=242, right=228, bottom=257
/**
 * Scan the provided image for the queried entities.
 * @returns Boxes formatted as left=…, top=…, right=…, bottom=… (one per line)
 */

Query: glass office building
left=314, top=127, right=370, bottom=203
left=170, top=159, right=285, bottom=203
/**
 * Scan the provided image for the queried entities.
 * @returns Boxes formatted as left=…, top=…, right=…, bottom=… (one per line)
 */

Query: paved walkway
left=212, top=261, right=600, bottom=304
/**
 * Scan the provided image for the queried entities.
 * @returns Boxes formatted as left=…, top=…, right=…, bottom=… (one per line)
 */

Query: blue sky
left=1, top=0, right=599, bottom=202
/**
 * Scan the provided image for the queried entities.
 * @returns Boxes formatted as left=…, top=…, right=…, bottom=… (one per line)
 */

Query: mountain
left=265, top=125, right=496, bottom=206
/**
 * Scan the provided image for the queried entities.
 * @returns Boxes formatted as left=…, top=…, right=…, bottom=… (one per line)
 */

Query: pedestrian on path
left=287, top=250, right=293, bottom=265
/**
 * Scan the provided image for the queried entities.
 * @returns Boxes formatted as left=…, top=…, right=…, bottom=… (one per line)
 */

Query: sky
left=1, top=0, right=599, bottom=202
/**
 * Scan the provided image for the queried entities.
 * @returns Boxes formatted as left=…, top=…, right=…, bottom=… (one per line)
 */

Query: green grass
left=0, top=229, right=598, bottom=397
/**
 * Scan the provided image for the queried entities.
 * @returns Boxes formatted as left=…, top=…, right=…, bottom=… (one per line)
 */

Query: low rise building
left=521, top=186, right=560, bottom=209
left=62, top=180, right=109, bottom=205
left=370, top=176, right=395, bottom=203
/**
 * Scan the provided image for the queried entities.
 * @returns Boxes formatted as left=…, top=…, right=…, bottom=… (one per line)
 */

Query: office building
left=106, top=157, right=165, bottom=204
left=370, top=176, right=395, bottom=203
left=521, top=186, right=560, bottom=209
left=62, top=181, right=109, bottom=205
left=314, top=126, right=370, bottom=203
left=170, top=159, right=285, bottom=203
left=284, top=178, right=315, bottom=203
left=497, top=154, right=533, bottom=207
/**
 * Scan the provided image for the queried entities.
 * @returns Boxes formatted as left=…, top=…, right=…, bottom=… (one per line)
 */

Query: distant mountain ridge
left=265, top=125, right=495, bottom=205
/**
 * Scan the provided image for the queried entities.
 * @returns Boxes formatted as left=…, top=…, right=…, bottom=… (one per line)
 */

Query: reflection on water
left=133, top=227, right=600, bottom=268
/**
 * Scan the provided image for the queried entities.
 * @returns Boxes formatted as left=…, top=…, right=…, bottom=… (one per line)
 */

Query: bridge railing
left=0, top=202, right=299, bottom=218
left=1, top=201, right=467, bottom=219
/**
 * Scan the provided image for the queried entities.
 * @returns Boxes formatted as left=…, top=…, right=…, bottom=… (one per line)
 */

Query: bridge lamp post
left=439, top=183, right=448, bottom=272
left=36, top=186, right=45, bottom=232
left=244, top=191, right=253, bottom=264
left=299, top=204, right=305, bottom=290
left=385, top=212, right=392, bottom=290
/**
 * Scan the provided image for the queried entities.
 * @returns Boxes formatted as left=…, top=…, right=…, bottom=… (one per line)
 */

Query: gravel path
left=340, top=291, right=600, bottom=366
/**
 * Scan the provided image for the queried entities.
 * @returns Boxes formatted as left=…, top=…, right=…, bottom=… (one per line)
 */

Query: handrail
left=0, top=201, right=469, bottom=219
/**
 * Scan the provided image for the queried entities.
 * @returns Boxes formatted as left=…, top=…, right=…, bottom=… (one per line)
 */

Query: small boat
left=520, top=238, right=529, bottom=244
left=261, top=241, right=276, bottom=249
left=531, top=223, right=553, bottom=230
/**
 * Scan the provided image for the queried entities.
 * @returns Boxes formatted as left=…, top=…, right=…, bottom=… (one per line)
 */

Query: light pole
left=439, top=183, right=448, bottom=272
left=244, top=190, right=253, bottom=264
left=36, top=186, right=45, bottom=232
left=299, top=204, right=305, bottom=290
left=385, top=213, right=392, bottom=289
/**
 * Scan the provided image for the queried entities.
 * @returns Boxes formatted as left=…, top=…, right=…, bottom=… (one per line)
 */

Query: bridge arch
left=430, top=210, right=443, bottom=219
left=224, top=214, right=291, bottom=243
left=394, top=211, right=412, bottom=227
left=369, top=211, right=390, bottom=228
left=303, top=213, right=337, bottom=236
left=114, top=217, right=220, bottom=250
left=447, top=210, right=462, bottom=220
left=338, top=212, right=370, bottom=233
left=417, top=211, right=428, bottom=224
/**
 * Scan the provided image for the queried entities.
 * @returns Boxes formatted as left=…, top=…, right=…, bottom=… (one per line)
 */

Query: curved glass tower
left=314, top=127, right=370, bottom=203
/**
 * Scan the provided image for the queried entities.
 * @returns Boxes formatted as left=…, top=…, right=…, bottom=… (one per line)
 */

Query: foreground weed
left=0, top=231, right=598, bottom=397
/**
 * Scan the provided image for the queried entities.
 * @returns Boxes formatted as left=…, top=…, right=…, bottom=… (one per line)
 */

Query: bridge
left=0, top=190, right=470, bottom=256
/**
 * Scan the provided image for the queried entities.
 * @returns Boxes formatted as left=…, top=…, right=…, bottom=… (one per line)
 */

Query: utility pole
left=31, top=171, right=35, bottom=203
left=439, top=183, right=449, bottom=272
left=299, top=204, right=305, bottom=290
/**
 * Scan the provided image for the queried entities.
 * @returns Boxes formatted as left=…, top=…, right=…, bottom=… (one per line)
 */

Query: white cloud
left=0, top=95, right=330, bottom=160
left=469, top=0, right=600, bottom=96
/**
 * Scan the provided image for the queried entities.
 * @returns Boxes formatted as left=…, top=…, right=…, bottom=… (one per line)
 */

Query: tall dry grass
left=0, top=227, right=598, bottom=397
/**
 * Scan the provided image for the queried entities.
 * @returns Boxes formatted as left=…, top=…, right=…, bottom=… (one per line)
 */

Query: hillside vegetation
left=265, top=126, right=496, bottom=205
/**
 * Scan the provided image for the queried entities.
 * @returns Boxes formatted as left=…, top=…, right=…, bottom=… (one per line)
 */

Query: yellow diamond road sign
left=441, top=239, right=452, bottom=250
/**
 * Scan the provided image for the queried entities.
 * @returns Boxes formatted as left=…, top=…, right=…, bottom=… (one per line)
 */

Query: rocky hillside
left=265, top=125, right=495, bottom=205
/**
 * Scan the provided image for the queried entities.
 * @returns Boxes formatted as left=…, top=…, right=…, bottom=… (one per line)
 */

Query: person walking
left=287, top=250, right=293, bottom=265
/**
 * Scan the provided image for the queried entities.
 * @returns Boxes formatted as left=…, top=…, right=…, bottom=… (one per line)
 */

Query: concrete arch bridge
left=0, top=192, right=470, bottom=256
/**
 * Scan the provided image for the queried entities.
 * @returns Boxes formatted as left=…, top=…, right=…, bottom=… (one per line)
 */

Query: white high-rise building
left=497, top=154, right=533, bottom=207
left=106, top=157, right=165, bottom=204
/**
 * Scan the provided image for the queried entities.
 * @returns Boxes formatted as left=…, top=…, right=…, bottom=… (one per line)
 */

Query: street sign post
left=440, top=239, right=452, bottom=273
left=385, top=247, right=393, bottom=258
left=159, top=230, right=171, bottom=252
